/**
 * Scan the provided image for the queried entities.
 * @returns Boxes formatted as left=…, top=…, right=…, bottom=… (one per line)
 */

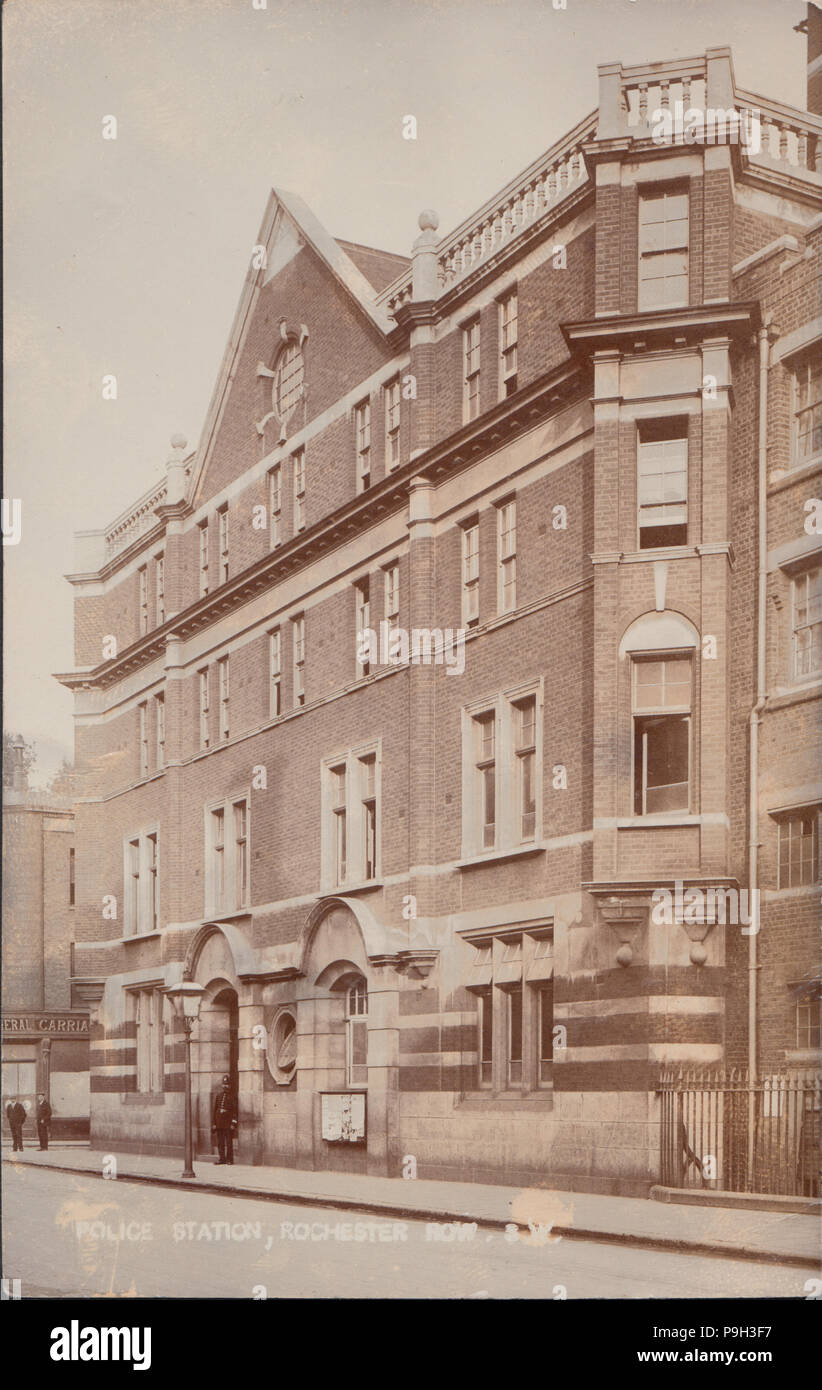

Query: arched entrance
left=194, top=983, right=239, bottom=1157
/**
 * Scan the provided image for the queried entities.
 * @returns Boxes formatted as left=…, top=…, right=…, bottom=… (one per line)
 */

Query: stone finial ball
left=418, top=209, right=439, bottom=232
left=170, top=434, right=187, bottom=450
left=615, top=943, right=633, bottom=968
left=690, top=942, right=707, bottom=967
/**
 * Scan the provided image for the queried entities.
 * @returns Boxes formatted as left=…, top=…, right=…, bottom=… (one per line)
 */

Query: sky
left=2, top=0, right=811, bottom=785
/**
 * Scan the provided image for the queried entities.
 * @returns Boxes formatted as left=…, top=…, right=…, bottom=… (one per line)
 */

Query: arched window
left=345, top=978, right=368, bottom=1088
left=619, top=611, right=699, bottom=817
left=273, top=340, right=304, bottom=422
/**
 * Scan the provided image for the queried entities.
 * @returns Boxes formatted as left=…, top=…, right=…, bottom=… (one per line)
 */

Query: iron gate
left=658, top=1067, right=821, bottom=1197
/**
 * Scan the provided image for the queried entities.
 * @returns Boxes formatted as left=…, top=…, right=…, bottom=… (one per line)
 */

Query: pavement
left=3, top=1143, right=820, bottom=1269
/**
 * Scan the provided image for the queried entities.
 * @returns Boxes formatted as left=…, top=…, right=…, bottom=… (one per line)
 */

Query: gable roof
left=187, top=188, right=397, bottom=508
left=335, top=239, right=410, bottom=292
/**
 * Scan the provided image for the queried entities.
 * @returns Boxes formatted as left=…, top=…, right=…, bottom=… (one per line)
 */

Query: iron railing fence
left=658, top=1066, right=821, bottom=1197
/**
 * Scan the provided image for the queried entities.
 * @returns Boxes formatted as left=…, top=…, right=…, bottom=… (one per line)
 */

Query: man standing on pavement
left=36, top=1093, right=52, bottom=1150
left=211, top=1074, right=238, bottom=1165
left=6, top=1097, right=26, bottom=1152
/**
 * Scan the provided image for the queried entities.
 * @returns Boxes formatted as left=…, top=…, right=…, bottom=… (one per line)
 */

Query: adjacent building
left=57, top=44, right=821, bottom=1194
left=2, top=740, right=90, bottom=1140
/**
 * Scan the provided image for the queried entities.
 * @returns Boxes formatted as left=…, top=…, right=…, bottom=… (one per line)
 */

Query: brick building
left=57, top=46, right=821, bottom=1194
left=2, top=740, right=90, bottom=1140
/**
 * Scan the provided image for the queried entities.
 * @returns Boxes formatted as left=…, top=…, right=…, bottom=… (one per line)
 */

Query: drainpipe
left=747, top=320, right=773, bottom=1183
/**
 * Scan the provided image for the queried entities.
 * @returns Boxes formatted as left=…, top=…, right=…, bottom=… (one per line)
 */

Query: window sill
left=768, top=455, right=822, bottom=492
left=616, top=814, right=699, bottom=828
left=457, top=1090, right=554, bottom=1112
left=122, top=931, right=162, bottom=945
left=207, top=908, right=252, bottom=923
left=765, top=680, right=822, bottom=711
left=121, top=1092, right=166, bottom=1105
left=456, top=843, right=545, bottom=870
left=324, top=879, right=383, bottom=896
left=762, top=883, right=822, bottom=902
left=783, top=1049, right=822, bottom=1066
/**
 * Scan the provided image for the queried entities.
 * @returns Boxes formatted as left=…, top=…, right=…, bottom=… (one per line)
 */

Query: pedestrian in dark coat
left=6, top=1099, right=26, bottom=1151
left=211, top=1075, right=238, bottom=1165
left=36, top=1094, right=52, bottom=1150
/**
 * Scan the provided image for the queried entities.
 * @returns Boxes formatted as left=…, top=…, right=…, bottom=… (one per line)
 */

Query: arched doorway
left=194, top=982, right=239, bottom=1157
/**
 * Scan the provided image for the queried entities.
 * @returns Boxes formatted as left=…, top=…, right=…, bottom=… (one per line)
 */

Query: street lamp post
left=163, top=980, right=205, bottom=1179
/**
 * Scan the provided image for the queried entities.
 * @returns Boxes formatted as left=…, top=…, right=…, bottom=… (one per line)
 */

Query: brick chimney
left=797, top=2, right=822, bottom=115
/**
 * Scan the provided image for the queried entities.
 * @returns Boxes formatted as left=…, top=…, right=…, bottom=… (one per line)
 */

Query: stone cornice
left=561, top=300, right=761, bottom=355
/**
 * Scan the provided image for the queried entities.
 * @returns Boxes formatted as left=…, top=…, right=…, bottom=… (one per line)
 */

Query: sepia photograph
left=2, top=0, right=820, bottom=1355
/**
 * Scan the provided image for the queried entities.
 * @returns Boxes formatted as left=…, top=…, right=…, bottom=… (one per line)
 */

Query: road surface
left=1, top=1163, right=808, bottom=1300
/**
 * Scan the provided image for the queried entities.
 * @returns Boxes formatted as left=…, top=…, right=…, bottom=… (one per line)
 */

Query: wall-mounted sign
left=321, top=1092, right=366, bottom=1143
left=2, top=1014, right=90, bottom=1035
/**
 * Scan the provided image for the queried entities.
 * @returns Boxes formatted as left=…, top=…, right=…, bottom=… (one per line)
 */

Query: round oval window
left=267, top=1010, right=297, bottom=1084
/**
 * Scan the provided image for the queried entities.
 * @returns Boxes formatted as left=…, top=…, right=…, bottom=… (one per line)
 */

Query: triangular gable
left=187, top=188, right=395, bottom=509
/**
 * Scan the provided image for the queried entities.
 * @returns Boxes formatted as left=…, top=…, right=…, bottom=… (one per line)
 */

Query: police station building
left=59, top=45, right=821, bottom=1194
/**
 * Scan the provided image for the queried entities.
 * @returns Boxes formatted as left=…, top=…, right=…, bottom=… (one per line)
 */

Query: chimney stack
left=797, top=2, right=822, bottom=115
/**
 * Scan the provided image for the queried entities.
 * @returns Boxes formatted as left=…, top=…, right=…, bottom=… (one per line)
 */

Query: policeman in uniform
left=211, top=1074, right=238, bottom=1164
left=36, top=1093, right=52, bottom=1150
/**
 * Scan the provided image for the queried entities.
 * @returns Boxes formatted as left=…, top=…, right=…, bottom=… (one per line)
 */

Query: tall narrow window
left=126, top=837, right=140, bottom=935
left=638, top=188, right=689, bottom=309
left=345, top=979, right=368, bottom=1087
left=360, top=754, right=377, bottom=881
left=207, top=799, right=250, bottom=914
left=355, top=399, right=371, bottom=491
left=121, top=833, right=160, bottom=936
left=212, top=807, right=225, bottom=909
left=293, top=450, right=306, bottom=532
left=147, top=832, right=159, bottom=932
left=478, top=991, right=493, bottom=1087
left=633, top=656, right=692, bottom=815
left=514, top=696, right=536, bottom=841
left=139, top=702, right=149, bottom=777
left=293, top=615, right=305, bottom=707
left=139, top=566, right=149, bottom=635
left=508, top=984, right=523, bottom=1086
left=199, top=668, right=210, bottom=749
left=155, top=693, right=165, bottom=769
left=324, top=747, right=380, bottom=889
left=218, top=505, right=229, bottom=583
left=462, top=520, right=479, bottom=626
left=498, top=500, right=516, bottom=613
left=793, top=359, right=822, bottom=466
left=384, top=562, right=399, bottom=625
left=355, top=579, right=370, bottom=677
left=198, top=520, right=209, bottom=597
left=637, top=421, right=688, bottom=549
left=793, top=568, right=822, bottom=680
left=134, top=989, right=164, bottom=1094
left=234, top=801, right=248, bottom=907
left=777, top=808, right=821, bottom=889
left=155, top=554, right=165, bottom=625
left=385, top=378, right=400, bottom=470
left=499, top=291, right=518, bottom=396
left=464, top=318, right=481, bottom=421
left=68, top=846, right=75, bottom=907
left=269, top=465, right=282, bottom=547
left=218, top=657, right=229, bottom=740
left=269, top=628, right=281, bottom=717
left=331, top=763, right=347, bottom=884
left=274, top=339, right=304, bottom=423
left=537, top=983, right=554, bottom=1085
left=474, top=712, right=496, bottom=849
